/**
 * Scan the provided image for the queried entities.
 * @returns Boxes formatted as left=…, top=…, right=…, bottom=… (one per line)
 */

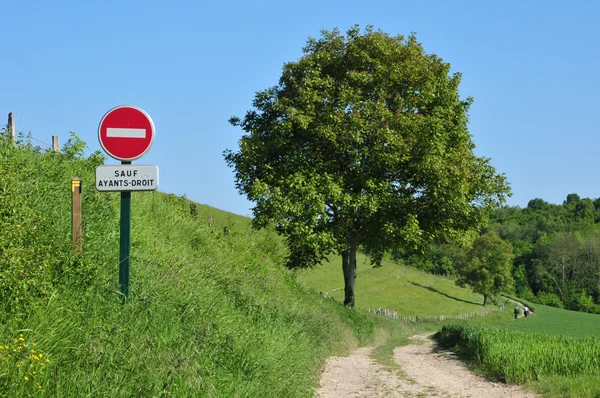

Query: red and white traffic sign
left=98, top=105, right=155, bottom=161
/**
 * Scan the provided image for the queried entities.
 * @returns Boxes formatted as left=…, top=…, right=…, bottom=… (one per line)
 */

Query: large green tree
left=225, top=26, right=510, bottom=307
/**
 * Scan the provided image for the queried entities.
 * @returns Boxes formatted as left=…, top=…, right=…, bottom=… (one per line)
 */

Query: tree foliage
left=454, top=231, right=514, bottom=305
left=449, top=193, right=600, bottom=313
left=225, top=25, right=510, bottom=307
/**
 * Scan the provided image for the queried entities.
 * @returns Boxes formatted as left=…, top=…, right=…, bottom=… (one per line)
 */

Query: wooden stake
left=52, top=136, right=60, bottom=152
left=7, top=112, right=15, bottom=141
left=72, top=177, right=82, bottom=254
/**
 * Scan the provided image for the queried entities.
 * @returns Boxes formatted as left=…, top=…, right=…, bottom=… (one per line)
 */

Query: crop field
left=439, top=323, right=600, bottom=383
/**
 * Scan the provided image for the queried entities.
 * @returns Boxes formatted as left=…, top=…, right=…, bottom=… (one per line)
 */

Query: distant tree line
left=397, top=193, right=600, bottom=313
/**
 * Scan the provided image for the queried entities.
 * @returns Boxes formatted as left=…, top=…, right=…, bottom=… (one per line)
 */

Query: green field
left=471, top=302, right=600, bottom=338
left=437, top=304, right=600, bottom=397
left=297, top=254, right=491, bottom=316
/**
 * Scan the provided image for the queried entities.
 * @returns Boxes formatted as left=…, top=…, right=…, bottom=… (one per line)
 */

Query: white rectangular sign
left=96, top=165, right=159, bottom=192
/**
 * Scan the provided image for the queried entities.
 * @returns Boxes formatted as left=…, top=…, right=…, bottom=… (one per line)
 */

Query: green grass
left=438, top=303, right=600, bottom=398
left=529, top=376, right=600, bottom=398
left=456, top=301, right=600, bottom=397
left=439, top=323, right=600, bottom=383
left=0, top=135, right=398, bottom=397
left=297, top=254, right=491, bottom=316
left=473, top=303, right=600, bottom=338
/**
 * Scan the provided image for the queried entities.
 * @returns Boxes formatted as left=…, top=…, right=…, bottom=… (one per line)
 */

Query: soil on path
left=316, top=333, right=538, bottom=397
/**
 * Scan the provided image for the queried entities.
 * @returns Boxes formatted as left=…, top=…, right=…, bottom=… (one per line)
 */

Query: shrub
left=536, top=291, right=564, bottom=308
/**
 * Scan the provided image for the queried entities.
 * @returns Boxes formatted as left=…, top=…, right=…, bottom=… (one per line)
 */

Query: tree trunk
left=483, top=295, right=488, bottom=306
left=343, top=237, right=358, bottom=308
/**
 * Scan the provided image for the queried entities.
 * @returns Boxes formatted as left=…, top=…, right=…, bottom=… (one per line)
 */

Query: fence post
left=52, top=136, right=60, bottom=152
left=71, top=177, right=82, bottom=254
left=7, top=112, right=15, bottom=141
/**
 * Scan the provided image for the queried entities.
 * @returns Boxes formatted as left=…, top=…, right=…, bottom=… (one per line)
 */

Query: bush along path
left=316, top=333, right=538, bottom=397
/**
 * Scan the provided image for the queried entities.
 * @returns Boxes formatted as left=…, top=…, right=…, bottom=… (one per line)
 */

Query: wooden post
left=7, top=112, right=15, bottom=141
left=52, top=136, right=60, bottom=152
left=71, top=177, right=82, bottom=254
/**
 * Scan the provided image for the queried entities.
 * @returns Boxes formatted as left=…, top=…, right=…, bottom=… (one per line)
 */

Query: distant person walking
left=514, top=305, right=519, bottom=319
left=524, top=306, right=529, bottom=317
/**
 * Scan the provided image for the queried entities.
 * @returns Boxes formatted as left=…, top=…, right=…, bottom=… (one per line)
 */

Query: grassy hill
left=297, top=254, right=490, bottom=316
left=0, top=134, right=410, bottom=396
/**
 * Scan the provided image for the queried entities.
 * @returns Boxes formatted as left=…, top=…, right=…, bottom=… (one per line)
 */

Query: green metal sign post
left=97, top=105, right=157, bottom=304
left=119, top=162, right=132, bottom=302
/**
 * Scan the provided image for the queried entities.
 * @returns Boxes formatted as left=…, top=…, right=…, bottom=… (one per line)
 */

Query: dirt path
left=316, top=333, right=538, bottom=397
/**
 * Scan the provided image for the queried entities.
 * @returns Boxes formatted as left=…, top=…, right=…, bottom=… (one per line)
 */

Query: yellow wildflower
left=32, top=372, right=36, bottom=375
left=31, top=349, right=35, bottom=353
left=32, top=343, right=36, bottom=346
left=24, top=376, right=29, bottom=381
left=46, top=359, right=50, bottom=363
left=19, top=337, right=24, bottom=342
left=30, top=364, right=33, bottom=368
left=39, top=354, right=43, bottom=358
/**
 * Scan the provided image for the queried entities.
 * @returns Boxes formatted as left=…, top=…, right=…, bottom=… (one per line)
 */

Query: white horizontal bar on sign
left=106, top=128, right=146, bottom=138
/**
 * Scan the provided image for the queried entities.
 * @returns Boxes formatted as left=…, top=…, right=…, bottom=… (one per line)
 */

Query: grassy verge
left=529, top=376, right=600, bottom=398
left=0, top=136, right=382, bottom=396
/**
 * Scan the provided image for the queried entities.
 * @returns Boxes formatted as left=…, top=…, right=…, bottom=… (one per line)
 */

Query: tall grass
left=0, top=134, right=386, bottom=396
left=438, top=323, right=600, bottom=383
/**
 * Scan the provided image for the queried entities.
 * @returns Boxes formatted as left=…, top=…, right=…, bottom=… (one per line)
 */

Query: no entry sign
left=98, top=105, right=155, bottom=161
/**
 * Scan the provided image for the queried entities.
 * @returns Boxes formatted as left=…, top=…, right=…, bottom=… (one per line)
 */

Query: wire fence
left=368, top=305, right=506, bottom=323
left=22, top=135, right=54, bottom=150
left=2, top=112, right=60, bottom=152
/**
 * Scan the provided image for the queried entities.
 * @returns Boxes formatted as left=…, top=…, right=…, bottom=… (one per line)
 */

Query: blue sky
left=3, top=1, right=599, bottom=216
